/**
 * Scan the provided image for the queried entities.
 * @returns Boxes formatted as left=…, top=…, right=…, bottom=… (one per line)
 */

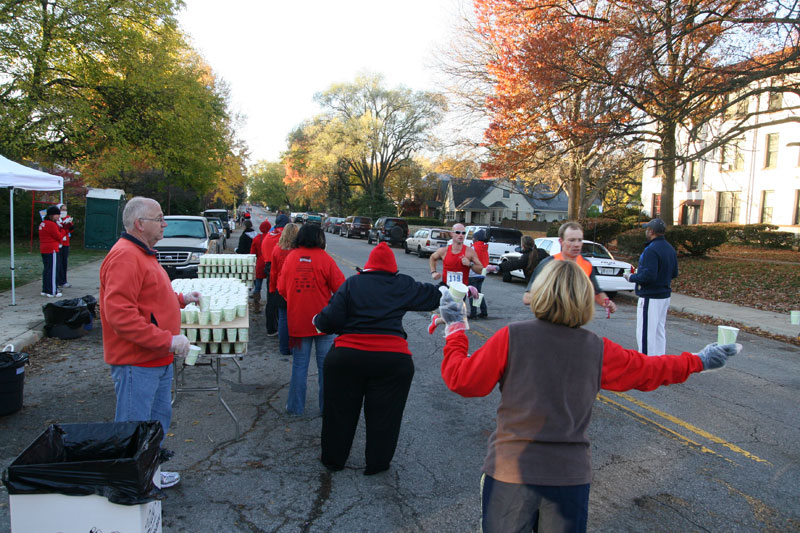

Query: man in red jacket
left=100, top=196, right=200, bottom=489
left=38, top=205, right=65, bottom=297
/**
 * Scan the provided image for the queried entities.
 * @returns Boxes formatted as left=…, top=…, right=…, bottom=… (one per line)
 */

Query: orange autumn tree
left=474, top=0, right=636, bottom=219
left=473, top=0, right=800, bottom=224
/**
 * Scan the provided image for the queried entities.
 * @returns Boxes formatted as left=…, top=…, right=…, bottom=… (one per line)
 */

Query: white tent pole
left=10, top=187, right=16, bottom=306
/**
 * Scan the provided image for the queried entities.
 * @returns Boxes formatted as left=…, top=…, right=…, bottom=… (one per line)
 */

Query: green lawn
left=0, top=241, right=107, bottom=291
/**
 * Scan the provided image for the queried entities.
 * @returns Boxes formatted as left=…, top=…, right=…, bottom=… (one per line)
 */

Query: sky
left=178, top=0, right=467, bottom=166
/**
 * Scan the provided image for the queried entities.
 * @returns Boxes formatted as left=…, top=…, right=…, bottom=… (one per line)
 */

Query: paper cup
left=234, top=342, right=246, bottom=353
left=226, top=328, right=237, bottom=342
left=208, top=342, right=219, bottom=354
left=717, top=325, right=739, bottom=345
left=448, top=281, right=468, bottom=301
left=185, top=344, right=201, bottom=366
left=210, top=309, right=222, bottom=325
left=236, top=303, right=247, bottom=318
left=238, top=328, right=248, bottom=342
left=198, top=295, right=209, bottom=312
left=472, top=293, right=484, bottom=308
left=186, top=328, right=197, bottom=342
left=200, top=328, right=210, bottom=342
left=220, top=342, right=231, bottom=354
left=791, top=310, right=800, bottom=325
left=184, top=308, right=198, bottom=324
left=223, top=305, right=236, bottom=322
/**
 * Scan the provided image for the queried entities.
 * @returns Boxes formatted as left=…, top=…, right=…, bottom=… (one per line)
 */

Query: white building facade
left=642, top=88, right=800, bottom=233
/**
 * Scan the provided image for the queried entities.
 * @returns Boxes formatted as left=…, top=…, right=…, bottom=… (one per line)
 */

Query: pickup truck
left=155, top=215, right=221, bottom=279
left=462, top=225, right=523, bottom=266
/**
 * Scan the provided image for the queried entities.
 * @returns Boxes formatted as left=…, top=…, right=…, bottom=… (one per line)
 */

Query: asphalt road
left=0, top=214, right=797, bottom=532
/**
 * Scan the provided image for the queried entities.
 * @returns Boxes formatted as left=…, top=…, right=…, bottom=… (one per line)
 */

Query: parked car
left=405, top=228, right=451, bottom=257
left=202, top=209, right=231, bottom=238
left=304, top=212, right=323, bottom=225
left=342, top=215, right=372, bottom=239
left=458, top=226, right=523, bottom=265
left=368, top=217, right=409, bottom=246
left=500, top=237, right=635, bottom=297
left=155, top=215, right=221, bottom=279
left=323, top=216, right=345, bottom=234
left=204, top=217, right=227, bottom=250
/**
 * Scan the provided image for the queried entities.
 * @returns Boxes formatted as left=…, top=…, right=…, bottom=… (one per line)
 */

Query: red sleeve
left=249, top=235, right=260, bottom=255
left=441, top=327, right=509, bottom=397
left=600, top=337, right=705, bottom=391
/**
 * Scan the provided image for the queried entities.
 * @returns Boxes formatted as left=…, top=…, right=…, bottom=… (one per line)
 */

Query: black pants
left=321, top=347, right=414, bottom=472
left=57, top=245, right=69, bottom=286
left=263, top=263, right=278, bottom=334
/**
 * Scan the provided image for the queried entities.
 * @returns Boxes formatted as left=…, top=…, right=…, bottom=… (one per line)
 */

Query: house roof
left=488, top=200, right=507, bottom=208
left=451, top=178, right=494, bottom=207
left=457, top=197, right=489, bottom=211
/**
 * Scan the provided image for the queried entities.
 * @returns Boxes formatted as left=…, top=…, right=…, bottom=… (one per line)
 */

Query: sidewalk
left=0, top=259, right=102, bottom=351
left=0, top=258, right=797, bottom=353
left=616, top=291, right=799, bottom=339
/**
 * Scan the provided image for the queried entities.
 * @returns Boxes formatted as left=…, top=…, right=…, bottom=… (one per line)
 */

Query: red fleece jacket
left=38, top=219, right=64, bottom=253
left=100, top=235, right=187, bottom=367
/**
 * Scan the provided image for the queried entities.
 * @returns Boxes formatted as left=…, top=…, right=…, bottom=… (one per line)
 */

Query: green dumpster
left=84, top=188, right=126, bottom=250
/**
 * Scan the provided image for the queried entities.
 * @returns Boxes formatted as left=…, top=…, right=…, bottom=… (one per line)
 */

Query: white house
left=642, top=84, right=800, bottom=233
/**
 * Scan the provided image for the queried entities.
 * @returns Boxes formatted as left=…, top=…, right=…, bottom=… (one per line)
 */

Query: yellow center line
left=606, top=391, right=770, bottom=465
left=597, top=394, right=729, bottom=462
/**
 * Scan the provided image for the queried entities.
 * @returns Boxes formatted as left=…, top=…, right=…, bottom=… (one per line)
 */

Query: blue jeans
left=252, top=277, right=263, bottom=296
left=278, top=308, right=290, bottom=355
left=287, top=334, right=335, bottom=415
left=110, top=364, right=174, bottom=443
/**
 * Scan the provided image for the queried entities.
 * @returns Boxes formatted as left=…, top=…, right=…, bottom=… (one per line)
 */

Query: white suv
left=405, top=228, right=452, bottom=257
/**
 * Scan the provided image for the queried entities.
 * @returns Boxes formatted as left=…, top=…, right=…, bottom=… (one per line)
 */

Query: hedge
left=404, top=216, right=445, bottom=227
left=546, top=218, right=627, bottom=245
left=617, top=226, right=728, bottom=257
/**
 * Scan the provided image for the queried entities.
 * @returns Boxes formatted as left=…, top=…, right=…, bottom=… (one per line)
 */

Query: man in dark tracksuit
left=624, top=218, right=678, bottom=355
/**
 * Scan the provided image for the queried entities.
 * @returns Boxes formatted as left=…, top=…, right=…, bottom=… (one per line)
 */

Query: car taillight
left=630, top=266, right=636, bottom=274
left=426, top=239, right=430, bottom=246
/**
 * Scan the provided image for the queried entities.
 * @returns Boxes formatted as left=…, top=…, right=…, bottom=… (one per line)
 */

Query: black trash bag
left=81, top=294, right=98, bottom=317
left=2, top=421, right=165, bottom=505
left=0, top=350, right=28, bottom=370
left=42, top=298, right=92, bottom=339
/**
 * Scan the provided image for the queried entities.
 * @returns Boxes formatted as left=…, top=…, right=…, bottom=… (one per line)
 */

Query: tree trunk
left=660, top=123, right=677, bottom=225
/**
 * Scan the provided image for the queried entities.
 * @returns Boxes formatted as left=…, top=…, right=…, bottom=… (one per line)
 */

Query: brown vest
left=482, top=319, right=604, bottom=485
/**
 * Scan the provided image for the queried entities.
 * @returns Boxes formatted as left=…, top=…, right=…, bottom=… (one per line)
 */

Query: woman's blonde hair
left=278, top=223, right=299, bottom=249
left=527, top=259, right=594, bottom=327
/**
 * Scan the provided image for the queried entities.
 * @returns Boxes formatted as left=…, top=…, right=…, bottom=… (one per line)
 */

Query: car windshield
left=431, top=230, right=450, bottom=240
left=581, top=242, right=613, bottom=259
left=164, top=220, right=206, bottom=239
left=489, top=229, right=523, bottom=245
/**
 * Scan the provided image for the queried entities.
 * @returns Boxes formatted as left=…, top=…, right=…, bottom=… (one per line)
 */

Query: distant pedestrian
left=277, top=223, right=345, bottom=415
left=38, top=205, right=64, bottom=298
left=497, top=235, right=546, bottom=283
left=56, top=203, right=74, bottom=289
left=269, top=222, right=299, bottom=355
left=624, top=218, right=678, bottom=355
left=99, top=196, right=202, bottom=489
left=438, top=259, right=740, bottom=532
left=315, top=242, right=440, bottom=475
left=236, top=219, right=256, bottom=254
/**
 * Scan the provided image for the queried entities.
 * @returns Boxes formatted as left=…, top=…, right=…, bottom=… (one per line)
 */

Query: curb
left=3, top=325, right=44, bottom=353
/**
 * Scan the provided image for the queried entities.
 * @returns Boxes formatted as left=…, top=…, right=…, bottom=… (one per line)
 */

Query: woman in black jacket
left=235, top=220, right=256, bottom=254
left=313, top=242, right=441, bottom=475
left=498, top=235, right=546, bottom=282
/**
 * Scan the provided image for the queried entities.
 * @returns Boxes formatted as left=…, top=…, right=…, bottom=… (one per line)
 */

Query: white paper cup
left=198, top=310, right=210, bottom=325
left=198, top=295, right=209, bottom=312
left=184, top=308, right=198, bottom=324
left=472, top=293, right=484, bottom=308
left=210, top=309, right=222, bottom=325
left=223, top=305, right=236, bottom=322
left=791, top=310, right=800, bottom=325
left=200, top=328, right=210, bottom=342
left=226, top=328, right=237, bottom=342
left=717, top=325, right=739, bottom=345
left=185, top=345, right=201, bottom=366
left=220, top=342, right=231, bottom=354
left=208, top=342, right=219, bottom=354
left=238, top=328, right=248, bottom=342
left=234, top=342, right=246, bottom=353
left=186, top=328, right=197, bottom=342
left=212, top=328, right=224, bottom=342
left=236, top=303, right=247, bottom=318
left=448, top=281, right=468, bottom=301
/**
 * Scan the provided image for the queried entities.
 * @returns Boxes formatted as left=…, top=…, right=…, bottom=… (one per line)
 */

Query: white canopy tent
left=0, top=155, right=64, bottom=305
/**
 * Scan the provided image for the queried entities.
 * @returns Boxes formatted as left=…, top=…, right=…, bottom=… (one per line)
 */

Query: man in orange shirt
left=522, top=222, right=617, bottom=315
left=100, top=197, right=201, bottom=489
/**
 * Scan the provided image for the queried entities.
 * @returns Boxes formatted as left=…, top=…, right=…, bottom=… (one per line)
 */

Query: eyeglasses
left=453, top=231, right=465, bottom=235
left=139, top=216, right=165, bottom=223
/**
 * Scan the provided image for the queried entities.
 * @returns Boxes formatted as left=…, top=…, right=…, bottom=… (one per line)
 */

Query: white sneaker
left=46, top=292, right=62, bottom=298
left=41, top=292, right=48, bottom=296
left=160, top=470, right=181, bottom=488
left=60, top=282, right=72, bottom=288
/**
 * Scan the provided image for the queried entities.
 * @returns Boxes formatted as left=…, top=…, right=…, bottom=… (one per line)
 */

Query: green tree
left=248, top=161, right=289, bottom=211
left=313, top=73, right=447, bottom=199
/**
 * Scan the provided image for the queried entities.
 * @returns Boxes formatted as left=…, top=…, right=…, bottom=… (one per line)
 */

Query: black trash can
left=0, top=345, right=29, bottom=416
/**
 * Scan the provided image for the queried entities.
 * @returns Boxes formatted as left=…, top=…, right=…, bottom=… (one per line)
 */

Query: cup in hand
left=717, top=325, right=739, bottom=345
left=185, top=344, right=201, bottom=365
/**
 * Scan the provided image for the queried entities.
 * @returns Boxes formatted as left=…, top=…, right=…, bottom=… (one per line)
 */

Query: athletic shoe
left=60, top=282, right=72, bottom=288
left=46, top=292, right=62, bottom=298
left=428, top=314, right=440, bottom=335
left=266, top=331, right=278, bottom=337
left=41, top=292, right=48, bottom=296
left=160, top=470, right=181, bottom=488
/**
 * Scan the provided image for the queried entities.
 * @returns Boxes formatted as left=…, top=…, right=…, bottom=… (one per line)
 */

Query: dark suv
left=368, top=217, right=409, bottom=247
left=342, top=216, right=372, bottom=239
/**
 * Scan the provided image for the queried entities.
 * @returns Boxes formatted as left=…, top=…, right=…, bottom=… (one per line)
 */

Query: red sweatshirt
left=260, top=228, right=283, bottom=265
left=442, top=327, right=704, bottom=397
left=58, top=217, right=75, bottom=247
left=269, top=246, right=291, bottom=294
left=277, top=247, right=345, bottom=338
left=472, top=241, right=489, bottom=269
left=38, top=219, right=65, bottom=254
left=100, top=234, right=188, bottom=367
